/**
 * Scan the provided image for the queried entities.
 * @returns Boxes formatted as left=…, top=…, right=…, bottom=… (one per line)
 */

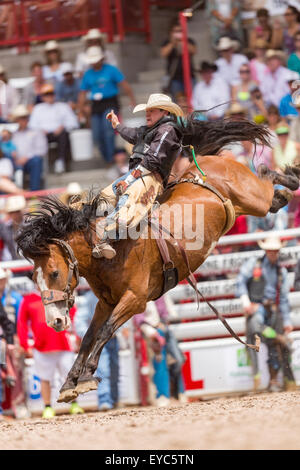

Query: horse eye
left=51, top=271, right=59, bottom=280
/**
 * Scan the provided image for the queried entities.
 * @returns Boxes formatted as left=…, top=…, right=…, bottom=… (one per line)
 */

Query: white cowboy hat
left=216, top=37, right=239, bottom=51
left=133, top=93, right=184, bottom=117
left=5, top=195, right=26, bottom=213
left=85, top=46, right=104, bottom=65
left=258, top=237, right=284, bottom=251
left=13, top=104, right=30, bottom=119
left=0, top=267, right=10, bottom=280
left=60, top=62, right=74, bottom=75
left=44, top=40, right=60, bottom=52
left=83, top=28, right=103, bottom=42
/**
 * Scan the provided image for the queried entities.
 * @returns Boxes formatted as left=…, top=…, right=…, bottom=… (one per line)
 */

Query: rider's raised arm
left=115, top=123, right=140, bottom=145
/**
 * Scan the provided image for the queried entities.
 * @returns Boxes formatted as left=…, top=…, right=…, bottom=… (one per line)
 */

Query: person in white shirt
left=192, top=61, right=230, bottom=119
left=215, top=36, right=248, bottom=86
left=12, top=105, right=48, bottom=191
left=0, top=65, right=19, bottom=122
left=260, top=49, right=292, bottom=107
left=29, top=83, right=78, bottom=174
left=42, top=40, right=71, bottom=84
left=75, top=28, right=117, bottom=77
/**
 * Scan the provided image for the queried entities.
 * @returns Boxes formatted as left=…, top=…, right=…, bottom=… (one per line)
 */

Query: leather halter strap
left=41, top=238, right=79, bottom=309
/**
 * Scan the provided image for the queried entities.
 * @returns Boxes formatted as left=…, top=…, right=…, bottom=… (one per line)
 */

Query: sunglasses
left=240, top=69, right=250, bottom=73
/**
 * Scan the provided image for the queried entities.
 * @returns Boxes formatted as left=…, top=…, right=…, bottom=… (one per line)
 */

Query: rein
left=40, top=238, right=79, bottom=309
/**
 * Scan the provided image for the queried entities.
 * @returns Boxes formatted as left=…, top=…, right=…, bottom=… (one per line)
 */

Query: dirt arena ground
left=1, top=392, right=300, bottom=450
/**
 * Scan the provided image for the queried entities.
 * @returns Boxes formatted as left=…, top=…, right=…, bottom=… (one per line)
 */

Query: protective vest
left=247, top=256, right=283, bottom=305
left=129, top=116, right=182, bottom=170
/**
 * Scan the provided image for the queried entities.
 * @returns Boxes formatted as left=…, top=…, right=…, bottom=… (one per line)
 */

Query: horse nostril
left=54, top=318, right=63, bottom=328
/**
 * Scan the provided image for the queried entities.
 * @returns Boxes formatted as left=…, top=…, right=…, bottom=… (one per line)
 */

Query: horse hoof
left=57, top=388, right=78, bottom=403
left=75, top=377, right=100, bottom=395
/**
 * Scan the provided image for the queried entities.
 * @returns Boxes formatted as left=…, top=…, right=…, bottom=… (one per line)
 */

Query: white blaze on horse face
left=36, top=266, right=71, bottom=332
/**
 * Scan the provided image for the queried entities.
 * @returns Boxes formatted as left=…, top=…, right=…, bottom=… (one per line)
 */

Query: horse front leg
left=57, top=299, right=113, bottom=403
left=75, top=289, right=146, bottom=396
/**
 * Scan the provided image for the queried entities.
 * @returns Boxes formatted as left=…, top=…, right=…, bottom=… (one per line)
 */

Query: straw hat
left=226, top=102, right=247, bottom=116
left=258, top=237, right=284, bottom=251
left=5, top=195, right=26, bottom=213
left=133, top=93, right=184, bottom=117
left=13, top=104, right=30, bottom=119
left=265, top=49, right=285, bottom=61
left=40, top=83, right=55, bottom=95
left=44, top=40, right=60, bottom=52
left=216, top=37, right=239, bottom=51
left=83, top=28, right=103, bottom=42
left=85, top=46, right=104, bottom=65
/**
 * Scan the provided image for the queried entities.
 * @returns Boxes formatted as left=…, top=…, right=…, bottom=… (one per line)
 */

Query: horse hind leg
left=269, top=189, right=293, bottom=213
left=258, top=164, right=299, bottom=191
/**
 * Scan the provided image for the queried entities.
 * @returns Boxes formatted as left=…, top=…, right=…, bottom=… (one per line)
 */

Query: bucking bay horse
left=16, top=118, right=300, bottom=403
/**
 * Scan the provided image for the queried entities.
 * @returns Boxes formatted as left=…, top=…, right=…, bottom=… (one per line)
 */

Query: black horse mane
left=177, top=112, right=271, bottom=155
left=16, top=193, right=101, bottom=258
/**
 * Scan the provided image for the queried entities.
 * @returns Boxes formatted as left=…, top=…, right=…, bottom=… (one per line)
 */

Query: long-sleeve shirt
left=192, top=74, right=230, bottom=117
left=215, top=54, right=248, bottom=86
left=17, top=292, right=76, bottom=352
left=116, top=120, right=181, bottom=184
left=12, top=127, right=48, bottom=160
left=29, top=102, right=78, bottom=133
left=260, top=66, right=291, bottom=107
left=236, top=256, right=291, bottom=327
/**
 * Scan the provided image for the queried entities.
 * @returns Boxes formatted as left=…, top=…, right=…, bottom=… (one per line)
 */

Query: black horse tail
left=176, top=112, right=271, bottom=156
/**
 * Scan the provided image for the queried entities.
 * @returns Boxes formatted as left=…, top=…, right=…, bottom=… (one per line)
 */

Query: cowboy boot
left=92, top=241, right=116, bottom=259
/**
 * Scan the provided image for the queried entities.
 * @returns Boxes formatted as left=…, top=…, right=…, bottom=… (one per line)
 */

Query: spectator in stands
left=1, top=129, right=17, bottom=162
left=106, top=147, right=129, bottom=181
left=207, top=0, right=242, bottom=46
left=0, top=293, right=15, bottom=420
left=249, top=39, right=268, bottom=86
left=279, top=71, right=300, bottom=122
left=248, top=8, right=279, bottom=51
left=0, top=196, right=26, bottom=261
left=0, top=3, right=15, bottom=41
left=55, top=63, right=81, bottom=111
left=272, top=124, right=300, bottom=171
left=29, top=83, right=78, bottom=174
left=78, top=46, right=135, bottom=164
left=192, top=61, right=230, bottom=119
left=276, top=5, right=300, bottom=56
left=12, top=105, right=48, bottom=191
left=215, top=37, right=248, bottom=87
left=0, top=65, right=19, bottom=123
left=260, top=50, right=291, bottom=107
left=74, top=290, right=119, bottom=411
left=266, top=104, right=283, bottom=138
left=232, top=63, right=258, bottom=117
left=23, top=62, right=46, bottom=110
left=30, top=1, right=60, bottom=37
left=17, top=291, right=83, bottom=418
left=236, top=236, right=296, bottom=393
left=75, top=28, right=118, bottom=77
left=0, top=144, right=14, bottom=184
left=290, top=96, right=300, bottom=142
left=287, top=31, right=300, bottom=75
left=43, top=41, right=69, bottom=84
left=160, top=19, right=196, bottom=98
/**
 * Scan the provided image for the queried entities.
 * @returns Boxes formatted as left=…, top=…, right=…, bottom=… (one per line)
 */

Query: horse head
left=31, top=240, right=79, bottom=332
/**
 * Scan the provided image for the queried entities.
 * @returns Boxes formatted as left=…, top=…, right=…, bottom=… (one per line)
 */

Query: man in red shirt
left=17, top=292, right=83, bottom=418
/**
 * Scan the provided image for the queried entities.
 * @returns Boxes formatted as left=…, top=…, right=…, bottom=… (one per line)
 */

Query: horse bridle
left=40, top=238, right=79, bottom=310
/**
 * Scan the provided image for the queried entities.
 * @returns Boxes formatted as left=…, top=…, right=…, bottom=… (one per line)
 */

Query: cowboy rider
left=236, top=236, right=296, bottom=392
left=92, top=93, right=184, bottom=259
